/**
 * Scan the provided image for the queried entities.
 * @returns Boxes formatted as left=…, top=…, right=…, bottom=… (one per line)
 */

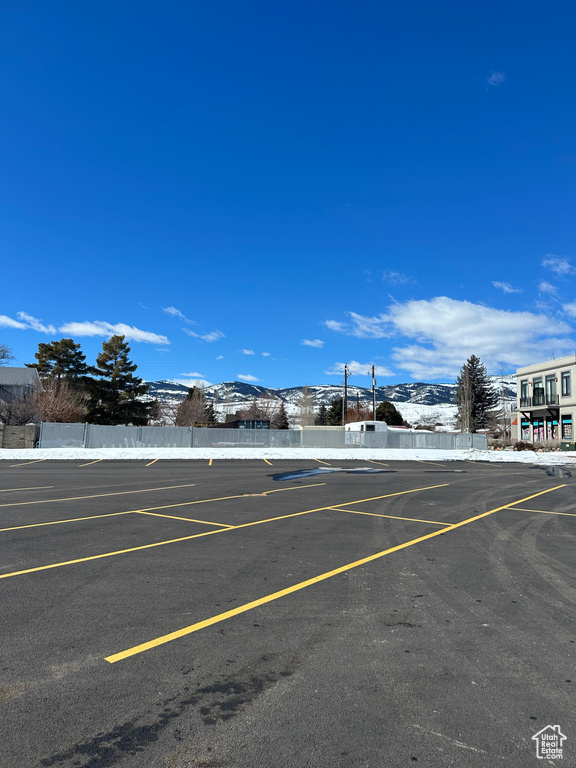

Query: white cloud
left=184, top=329, right=225, bottom=343
left=17, top=312, right=57, bottom=333
left=542, top=254, right=576, bottom=276
left=492, top=281, right=522, bottom=294
left=0, top=312, right=56, bottom=333
left=202, top=331, right=225, bottom=343
left=240, top=349, right=255, bottom=355
left=262, top=352, right=270, bottom=357
left=163, top=306, right=194, bottom=323
left=538, top=280, right=558, bottom=295
left=324, top=319, right=347, bottom=333
left=325, top=312, right=390, bottom=339
left=238, top=374, right=260, bottom=382
left=58, top=321, right=169, bottom=345
left=562, top=302, right=576, bottom=318
left=326, top=296, right=574, bottom=379
left=216, top=355, right=224, bottom=360
left=302, top=339, right=324, bottom=348
left=179, top=371, right=205, bottom=377
left=487, top=71, right=505, bottom=86
left=383, top=271, right=412, bottom=285
left=325, top=360, right=394, bottom=377
left=0, top=314, right=28, bottom=329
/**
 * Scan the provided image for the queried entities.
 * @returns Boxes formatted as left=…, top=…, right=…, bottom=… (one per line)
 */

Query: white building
left=514, top=355, right=576, bottom=446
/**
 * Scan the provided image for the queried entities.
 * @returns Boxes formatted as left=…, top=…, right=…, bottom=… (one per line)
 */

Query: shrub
left=514, top=440, right=534, bottom=451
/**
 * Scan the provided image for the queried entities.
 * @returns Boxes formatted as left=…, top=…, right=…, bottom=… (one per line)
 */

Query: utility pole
left=371, top=364, right=376, bottom=420
left=342, top=364, right=349, bottom=425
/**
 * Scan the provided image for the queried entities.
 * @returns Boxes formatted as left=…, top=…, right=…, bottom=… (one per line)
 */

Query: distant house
left=0, top=367, right=42, bottom=402
left=213, top=415, right=270, bottom=429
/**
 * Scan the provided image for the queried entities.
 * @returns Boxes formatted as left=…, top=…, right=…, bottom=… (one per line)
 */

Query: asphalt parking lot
left=1, top=457, right=575, bottom=767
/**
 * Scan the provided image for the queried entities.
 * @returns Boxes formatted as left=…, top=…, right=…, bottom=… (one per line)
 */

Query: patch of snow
left=1, top=446, right=573, bottom=465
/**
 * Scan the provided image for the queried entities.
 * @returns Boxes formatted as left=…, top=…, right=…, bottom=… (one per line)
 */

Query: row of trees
left=2, top=337, right=499, bottom=432
left=1, top=336, right=155, bottom=426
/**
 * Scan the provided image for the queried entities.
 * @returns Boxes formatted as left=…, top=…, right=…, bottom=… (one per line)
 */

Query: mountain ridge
left=145, top=377, right=516, bottom=408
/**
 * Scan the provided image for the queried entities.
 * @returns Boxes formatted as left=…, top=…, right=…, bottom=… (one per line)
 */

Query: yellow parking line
left=0, top=486, right=54, bottom=493
left=78, top=459, right=102, bottom=468
left=209, top=459, right=213, bottom=466
left=0, top=483, right=197, bottom=509
left=105, top=485, right=565, bottom=662
left=135, top=511, right=234, bottom=528
left=264, top=459, right=272, bottom=465
left=263, top=483, right=326, bottom=495
left=0, top=484, right=327, bottom=535
left=416, top=460, right=446, bottom=467
left=327, top=507, right=450, bottom=526
left=9, top=460, right=45, bottom=468
left=0, top=484, right=449, bottom=580
left=0, top=511, right=136, bottom=533
left=315, top=459, right=331, bottom=465
left=510, top=507, right=576, bottom=518
left=145, top=459, right=158, bottom=467
left=366, top=459, right=390, bottom=467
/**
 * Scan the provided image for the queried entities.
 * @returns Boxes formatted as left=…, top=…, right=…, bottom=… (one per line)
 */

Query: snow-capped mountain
left=145, top=376, right=516, bottom=429
left=146, top=376, right=516, bottom=406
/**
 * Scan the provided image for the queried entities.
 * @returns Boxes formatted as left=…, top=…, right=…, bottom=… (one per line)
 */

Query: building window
left=521, top=419, right=530, bottom=440
left=562, top=416, right=573, bottom=440
left=520, top=380, right=528, bottom=402
left=533, top=417, right=544, bottom=442
left=533, top=377, right=544, bottom=406
left=561, top=371, right=571, bottom=397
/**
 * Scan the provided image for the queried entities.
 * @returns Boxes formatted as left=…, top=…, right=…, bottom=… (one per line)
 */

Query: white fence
left=37, top=423, right=488, bottom=451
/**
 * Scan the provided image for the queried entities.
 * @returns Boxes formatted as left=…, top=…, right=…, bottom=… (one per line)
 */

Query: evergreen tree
left=326, top=396, right=343, bottom=426
left=27, top=339, right=89, bottom=384
left=376, top=400, right=404, bottom=426
left=455, top=355, right=499, bottom=432
left=272, top=401, right=290, bottom=430
left=87, top=335, right=152, bottom=425
left=204, top=400, right=219, bottom=425
left=315, top=403, right=328, bottom=426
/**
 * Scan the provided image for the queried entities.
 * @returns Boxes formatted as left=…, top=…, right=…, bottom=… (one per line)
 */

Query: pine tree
left=455, top=355, right=499, bottom=432
left=315, top=403, right=328, bottom=426
left=87, top=335, right=151, bottom=425
left=326, top=396, right=343, bottom=426
left=375, top=400, right=404, bottom=426
left=27, top=339, right=89, bottom=385
left=204, top=400, right=219, bottom=425
left=272, top=401, right=290, bottom=430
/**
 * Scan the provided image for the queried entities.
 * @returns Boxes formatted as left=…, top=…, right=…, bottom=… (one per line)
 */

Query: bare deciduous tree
left=298, top=386, right=315, bottom=427
left=175, top=386, right=206, bottom=426
left=0, top=344, right=14, bottom=366
left=33, top=379, right=87, bottom=423
left=0, top=395, right=39, bottom=425
left=237, top=394, right=282, bottom=424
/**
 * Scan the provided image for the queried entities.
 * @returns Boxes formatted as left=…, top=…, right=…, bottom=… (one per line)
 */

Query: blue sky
left=2, top=1, right=576, bottom=389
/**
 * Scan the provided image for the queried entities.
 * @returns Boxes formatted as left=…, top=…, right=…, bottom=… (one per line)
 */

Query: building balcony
left=519, top=395, right=559, bottom=408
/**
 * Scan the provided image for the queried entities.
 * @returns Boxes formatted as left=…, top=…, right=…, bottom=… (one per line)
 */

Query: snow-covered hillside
left=145, top=376, right=516, bottom=429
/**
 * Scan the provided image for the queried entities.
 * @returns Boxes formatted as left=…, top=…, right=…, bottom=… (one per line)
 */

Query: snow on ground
left=1, top=446, right=574, bottom=465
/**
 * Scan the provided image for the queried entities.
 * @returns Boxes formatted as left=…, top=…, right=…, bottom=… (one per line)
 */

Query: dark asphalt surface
left=1, top=458, right=575, bottom=767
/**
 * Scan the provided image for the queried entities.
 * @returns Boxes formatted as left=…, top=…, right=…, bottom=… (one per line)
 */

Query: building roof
left=0, top=367, right=42, bottom=388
